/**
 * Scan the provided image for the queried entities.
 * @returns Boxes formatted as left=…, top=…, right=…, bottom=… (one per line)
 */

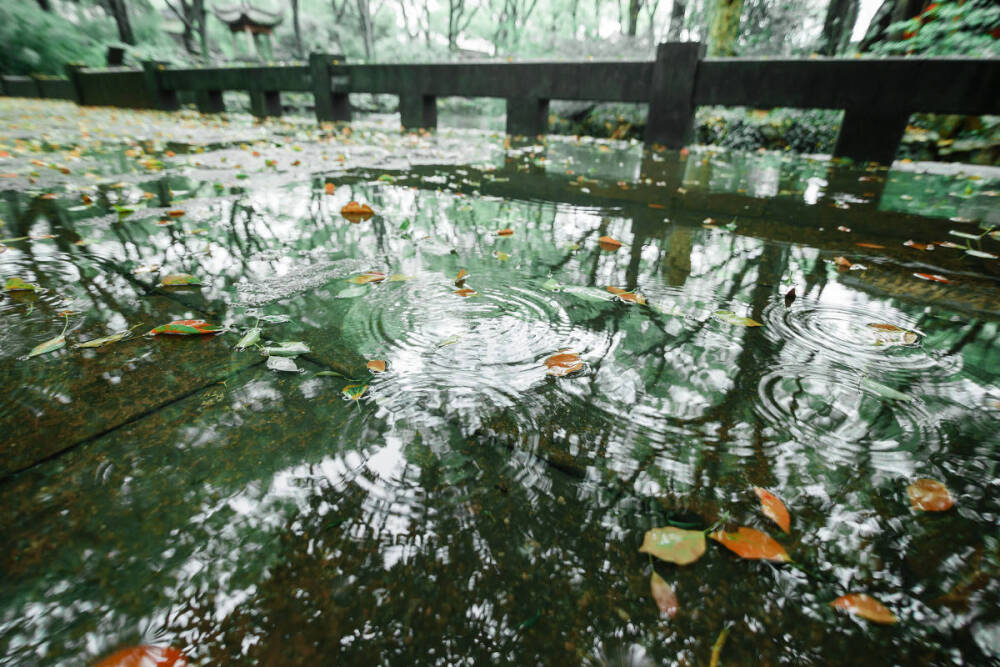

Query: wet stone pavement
left=1, top=99, right=1000, bottom=665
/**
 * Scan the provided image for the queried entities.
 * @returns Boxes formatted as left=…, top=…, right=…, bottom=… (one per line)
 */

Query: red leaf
left=95, top=645, right=188, bottom=667
left=913, top=272, right=951, bottom=284
left=149, top=319, right=223, bottom=335
left=753, top=487, right=791, bottom=533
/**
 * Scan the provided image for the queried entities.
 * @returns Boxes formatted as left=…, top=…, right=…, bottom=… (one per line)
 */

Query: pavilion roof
left=214, top=1, right=283, bottom=29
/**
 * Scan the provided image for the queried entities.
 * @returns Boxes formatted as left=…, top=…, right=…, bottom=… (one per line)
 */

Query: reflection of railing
left=2, top=44, right=998, bottom=163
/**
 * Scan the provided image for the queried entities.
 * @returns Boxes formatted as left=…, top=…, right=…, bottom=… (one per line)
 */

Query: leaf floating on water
left=387, top=273, right=413, bottom=282
left=259, top=314, right=291, bottom=324
left=27, top=334, right=65, bottom=358
left=713, top=310, right=763, bottom=327
left=4, top=277, right=38, bottom=291
left=336, top=284, right=368, bottom=298
left=907, top=478, right=954, bottom=512
left=158, top=273, right=201, bottom=287
left=833, top=256, right=866, bottom=271
left=597, top=235, right=622, bottom=251
left=263, top=341, right=309, bottom=357
left=650, top=572, right=679, bottom=618
left=453, top=287, right=477, bottom=297
left=342, top=383, right=368, bottom=401
left=904, top=240, right=934, bottom=251
left=867, top=323, right=918, bottom=346
left=544, top=351, right=584, bottom=377
left=324, top=182, right=335, bottom=195
left=855, top=242, right=885, bottom=249
left=784, top=288, right=796, bottom=308
left=341, top=201, right=374, bottom=222
left=913, top=272, right=951, bottom=284
left=639, top=527, right=706, bottom=565
left=710, top=527, right=790, bottom=562
left=455, top=269, right=468, bottom=284
left=166, top=210, right=186, bottom=218
left=234, top=326, right=262, bottom=350
left=860, top=377, right=912, bottom=402
left=493, top=250, right=510, bottom=262
left=149, top=319, right=223, bottom=335
left=496, top=228, right=514, bottom=236
left=348, top=271, right=386, bottom=284
left=367, top=359, right=387, bottom=373
left=541, top=278, right=563, bottom=292
left=563, top=285, right=616, bottom=302
left=605, top=286, right=646, bottom=305
left=75, top=328, right=134, bottom=349
left=830, top=594, right=897, bottom=624
left=753, top=487, right=791, bottom=533
left=94, top=645, right=189, bottom=667
left=965, top=248, right=999, bottom=259
left=266, top=355, right=299, bottom=372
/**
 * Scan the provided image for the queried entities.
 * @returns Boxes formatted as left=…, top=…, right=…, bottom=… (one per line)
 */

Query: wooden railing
left=2, top=44, right=998, bottom=163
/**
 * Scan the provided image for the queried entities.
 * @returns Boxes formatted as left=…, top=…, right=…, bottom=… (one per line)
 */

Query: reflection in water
left=1, top=99, right=1000, bottom=665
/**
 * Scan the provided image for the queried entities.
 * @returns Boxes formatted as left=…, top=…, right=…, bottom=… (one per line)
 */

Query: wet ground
left=1, top=98, right=1000, bottom=666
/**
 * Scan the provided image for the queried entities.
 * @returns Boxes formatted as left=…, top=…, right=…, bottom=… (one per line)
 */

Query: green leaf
left=861, top=378, right=912, bottom=402
left=639, top=527, right=706, bottom=565
left=235, top=326, right=262, bottom=350
left=158, top=273, right=201, bottom=287
left=263, top=341, right=309, bottom=357
left=4, top=277, right=39, bottom=292
left=27, top=334, right=65, bottom=358
left=149, top=319, right=224, bottom=335
left=258, top=314, right=291, bottom=324
left=75, top=329, right=133, bottom=348
left=713, top=310, right=763, bottom=327
left=342, top=383, right=368, bottom=400
left=541, top=277, right=563, bottom=292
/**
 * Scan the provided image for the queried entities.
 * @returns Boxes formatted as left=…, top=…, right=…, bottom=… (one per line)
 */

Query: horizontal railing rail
left=1, top=44, right=997, bottom=163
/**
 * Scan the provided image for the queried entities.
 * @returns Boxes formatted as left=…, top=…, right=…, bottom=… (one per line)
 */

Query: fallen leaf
left=455, top=269, right=468, bottom=284
left=544, top=351, right=584, bottom=377
left=867, top=323, right=918, bottom=346
left=259, top=314, right=291, bottom=324
left=95, top=645, right=188, bottom=667
left=348, top=271, right=386, bottom=284
left=904, top=240, right=934, bottom=251
left=855, top=242, right=885, bottom=249
left=453, top=287, right=477, bottom=297
left=541, top=278, right=562, bottom=291
left=341, top=201, right=374, bottom=222
left=598, top=235, right=622, bottom=251
left=650, top=572, right=678, bottom=618
left=367, top=359, right=387, bottom=373
left=710, top=527, right=790, bottom=562
left=966, top=249, right=998, bottom=259
left=27, top=334, right=65, bottom=358
left=4, top=277, right=38, bottom=291
left=497, top=228, right=514, bottom=236
left=861, top=377, right=911, bottom=402
left=267, top=355, right=299, bottom=372
left=494, top=250, right=510, bottom=261
left=913, top=272, right=951, bottom=284
left=324, top=182, right=335, bottom=195
left=342, top=383, right=368, bottom=401
left=263, top=341, right=309, bottom=357
left=834, top=256, right=852, bottom=269
left=639, top=527, right=706, bottom=565
left=158, top=273, right=201, bottom=287
left=784, top=288, right=796, bottom=308
left=605, top=286, right=646, bottom=305
left=75, top=329, right=134, bottom=348
left=166, top=210, right=185, bottom=218
left=336, top=285, right=368, bottom=298
left=830, top=594, right=897, bottom=624
left=713, top=310, right=763, bottom=327
left=148, top=319, right=223, bottom=335
left=753, top=487, right=791, bottom=533
left=907, top=478, right=954, bottom=511
left=234, top=326, right=262, bottom=350
left=40, top=193, right=58, bottom=200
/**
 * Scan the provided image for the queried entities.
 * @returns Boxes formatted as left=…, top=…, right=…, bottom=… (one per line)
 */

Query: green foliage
left=696, top=107, right=842, bottom=153
left=873, top=0, right=1000, bottom=56
left=0, top=3, right=104, bottom=75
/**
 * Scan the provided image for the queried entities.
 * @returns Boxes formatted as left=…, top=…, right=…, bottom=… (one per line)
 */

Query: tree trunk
left=105, top=0, right=136, bottom=45
left=666, top=0, right=686, bottom=41
left=707, top=0, right=743, bottom=56
left=818, top=0, right=859, bottom=54
left=36, top=0, right=52, bottom=11
left=627, top=0, right=642, bottom=35
left=196, top=0, right=208, bottom=58
left=859, top=0, right=924, bottom=51
left=357, top=0, right=374, bottom=60
left=292, top=0, right=303, bottom=57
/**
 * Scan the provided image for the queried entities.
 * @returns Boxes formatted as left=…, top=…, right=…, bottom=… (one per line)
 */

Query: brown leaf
left=908, top=478, right=954, bottom=512
left=544, top=351, right=583, bottom=377
left=650, top=572, right=678, bottom=618
left=830, top=593, right=897, bottom=624
left=597, top=235, right=622, bottom=251
left=497, top=228, right=514, bottom=236
left=455, top=269, right=468, bottom=285
left=605, top=286, right=646, bottom=305
left=784, top=288, right=796, bottom=308
left=753, top=487, right=791, bottom=533
left=834, top=256, right=852, bottom=270
left=855, top=242, right=885, bottom=249
left=367, top=359, right=387, bottom=373
left=710, top=527, right=790, bottom=562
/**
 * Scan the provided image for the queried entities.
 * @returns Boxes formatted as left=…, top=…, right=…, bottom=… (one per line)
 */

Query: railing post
left=141, top=61, right=179, bottom=111
left=195, top=90, right=225, bottom=114
left=310, top=53, right=351, bottom=123
left=399, top=94, right=437, bottom=131
left=645, top=41, right=704, bottom=149
left=506, top=97, right=549, bottom=137
left=834, top=108, right=909, bottom=164
left=29, top=75, right=47, bottom=99
left=250, top=90, right=282, bottom=118
left=64, top=64, right=85, bottom=105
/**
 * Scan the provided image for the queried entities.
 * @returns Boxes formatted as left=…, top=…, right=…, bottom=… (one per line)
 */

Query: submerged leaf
left=861, top=377, right=912, bottom=402
left=639, top=527, right=706, bottom=565
left=149, top=319, right=223, bottom=335
left=710, top=527, right=790, bottom=562
left=158, top=273, right=201, bottom=287
left=545, top=351, right=584, bottom=377
left=597, top=235, right=622, bottom=251
left=541, top=278, right=562, bottom=292
left=27, top=334, right=65, bottom=358
left=234, top=326, right=262, bottom=350
left=907, top=478, right=954, bottom=512
left=606, top=286, right=646, bottom=305
left=95, top=645, right=188, bottom=667
left=258, top=314, right=291, bottom=324
left=650, top=572, right=678, bottom=618
left=753, top=487, right=791, bottom=533
left=336, top=284, right=368, bottom=298
left=453, top=287, right=477, bottom=297
left=496, top=228, right=514, bottom=236
left=713, top=310, right=763, bottom=327
left=830, top=593, right=897, bottom=624
left=4, top=277, right=38, bottom=292
left=563, top=285, right=615, bottom=302
left=263, top=341, right=309, bottom=357
left=913, top=272, right=951, bottom=284
left=75, top=329, right=134, bottom=349
left=266, top=355, right=299, bottom=372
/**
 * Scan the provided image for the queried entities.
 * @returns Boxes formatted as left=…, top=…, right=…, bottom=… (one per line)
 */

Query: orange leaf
left=497, top=228, right=514, bottom=236
left=650, top=572, right=678, bottom=618
left=40, top=193, right=57, bottom=200
left=545, top=351, right=583, bottom=377
left=855, top=242, right=884, bottom=249
left=367, top=359, right=387, bottom=373
left=833, top=256, right=852, bottom=269
left=598, top=235, right=622, bottom=251
left=455, top=269, right=468, bottom=284
left=95, top=645, right=188, bottom=667
left=348, top=271, right=386, bottom=284
left=166, top=210, right=185, bottom=218
left=907, top=478, right=954, bottom=511
left=710, top=527, right=790, bottom=562
left=830, top=593, right=897, bottom=624
left=453, top=287, right=477, bottom=297
left=753, top=487, right=790, bottom=533
left=605, top=286, right=646, bottom=305
left=341, top=201, right=374, bottom=222
left=914, top=272, right=951, bottom=284
left=324, top=182, right=335, bottom=195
